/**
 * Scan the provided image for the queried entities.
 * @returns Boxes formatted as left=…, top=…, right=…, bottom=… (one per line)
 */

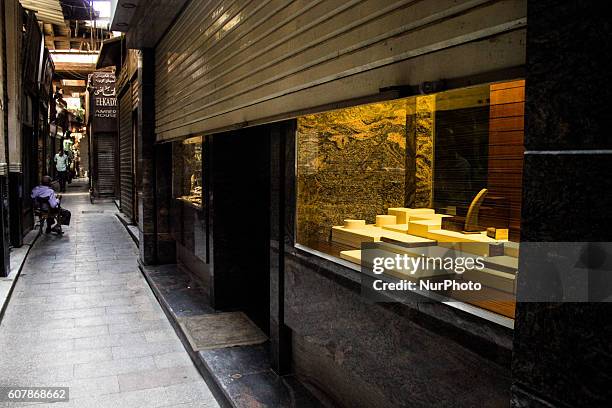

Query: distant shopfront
left=87, top=71, right=118, bottom=199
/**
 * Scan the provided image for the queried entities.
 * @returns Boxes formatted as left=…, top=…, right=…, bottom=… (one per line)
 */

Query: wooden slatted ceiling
left=155, top=0, right=527, bottom=141
left=44, top=22, right=105, bottom=51
left=19, top=0, right=65, bottom=25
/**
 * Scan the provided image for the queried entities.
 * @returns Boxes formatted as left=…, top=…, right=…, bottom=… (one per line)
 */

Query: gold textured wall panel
left=296, top=100, right=407, bottom=245
left=155, top=0, right=527, bottom=141
left=414, top=95, right=435, bottom=208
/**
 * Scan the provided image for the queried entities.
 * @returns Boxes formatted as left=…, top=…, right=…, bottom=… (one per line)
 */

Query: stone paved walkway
left=0, top=179, right=219, bottom=408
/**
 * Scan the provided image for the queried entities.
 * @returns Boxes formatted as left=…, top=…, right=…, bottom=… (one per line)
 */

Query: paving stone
left=30, top=348, right=113, bottom=368
left=111, top=341, right=183, bottom=359
left=14, top=300, right=76, bottom=312
left=8, top=296, right=47, bottom=305
left=108, top=319, right=171, bottom=335
left=43, top=324, right=109, bottom=340
left=50, top=280, right=104, bottom=289
left=1, top=317, right=75, bottom=332
left=138, top=311, right=166, bottom=321
left=73, top=333, right=148, bottom=350
left=75, top=284, right=131, bottom=294
left=4, top=363, right=75, bottom=384
left=17, top=287, right=75, bottom=298
left=0, top=337, right=74, bottom=354
left=154, top=352, right=194, bottom=369
left=162, top=403, right=220, bottom=408
left=163, top=381, right=220, bottom=407
left=74, top=356, right=157, bottom=379
left=32, top=386, right=169, bottom=408
left=57, top=375, right=120, bottom=399
left=43, top=306, right=107, bottom=320
left=118, top=365, right=201, bottom=392
left=105, top=303, right=157, bottom=315
left=72, top=312, right=143, bottom=328
left=45, top=292, right=106, bottom=302
left=144, top=329, right=179, bottom=343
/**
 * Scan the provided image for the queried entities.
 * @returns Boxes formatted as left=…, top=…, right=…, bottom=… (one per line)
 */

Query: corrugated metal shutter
left=132, top=77, right=140, bottom=110
left=155, top=0, right=527, bottom=141
left=96, top=134, right=116, bottom=196
left=119, top=88, right=134, bottom=220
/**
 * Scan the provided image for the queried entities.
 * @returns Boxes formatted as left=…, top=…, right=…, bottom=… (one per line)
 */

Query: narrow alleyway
left=0, top=179, right=219, bottom=408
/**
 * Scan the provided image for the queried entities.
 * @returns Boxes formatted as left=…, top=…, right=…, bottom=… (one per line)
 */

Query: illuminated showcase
left=296, top=80, right=525, bottom=318
left=173, top=136, right=203, bottom=208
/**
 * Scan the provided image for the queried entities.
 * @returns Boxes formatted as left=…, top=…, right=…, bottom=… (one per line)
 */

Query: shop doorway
left=209, top=126, right=272, bottom=335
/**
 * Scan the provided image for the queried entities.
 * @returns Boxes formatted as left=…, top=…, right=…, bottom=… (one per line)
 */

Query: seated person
left=31, top=175, right=62, bottom=234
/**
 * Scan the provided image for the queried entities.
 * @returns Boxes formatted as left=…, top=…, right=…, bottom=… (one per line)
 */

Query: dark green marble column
left=0, top=173, right=9, bottom=277
left=155, top=142, right=175, bottom=264
left=137, top=48, right=158, bottom=265
left=512, top=2, right=612, bottom=407
left=269, top=121, right=295, bottom=374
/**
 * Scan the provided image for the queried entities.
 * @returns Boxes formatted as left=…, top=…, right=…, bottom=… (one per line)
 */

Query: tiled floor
left=0, top=179, right=219, bottom=408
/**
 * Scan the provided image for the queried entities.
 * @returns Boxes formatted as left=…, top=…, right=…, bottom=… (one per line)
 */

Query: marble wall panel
left=511, top=2, right=612, bottom=406
left=284, top=253, right=511, bottom=408
left=414, top=95, right=435, bottom=208
left=296, top=101, right=408, bottom=245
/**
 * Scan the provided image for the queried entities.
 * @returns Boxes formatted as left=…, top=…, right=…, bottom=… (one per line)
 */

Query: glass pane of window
left=296, top=80, right=525, bottom=319
left=171, top=136, right=207, bottom=265
left=297, top=100, right=408, bottom=257
left=173, top=136, right=203, bottom=208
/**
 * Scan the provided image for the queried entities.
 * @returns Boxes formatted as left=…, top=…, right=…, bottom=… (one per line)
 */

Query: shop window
left=173, top=136, right=203, bottom=208
left=296, top=80, right=525, bottom=319
left=172, top=136, right=207, bottom=265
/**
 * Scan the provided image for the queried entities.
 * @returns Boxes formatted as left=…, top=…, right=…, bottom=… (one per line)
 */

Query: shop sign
left=90, top=72, right=117, bottom=132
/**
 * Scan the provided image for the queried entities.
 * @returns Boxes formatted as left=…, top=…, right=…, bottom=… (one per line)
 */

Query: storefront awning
left=19, top=0, right=65, bottom=25
left=110, top=0, right=188, bottom=48
left=96, top=36, right=123, bottom=69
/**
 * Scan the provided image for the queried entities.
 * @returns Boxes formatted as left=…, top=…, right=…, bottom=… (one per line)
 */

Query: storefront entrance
left=172, top=125, right=279, bottom=335
left=208, top=128, right=271, bottom=333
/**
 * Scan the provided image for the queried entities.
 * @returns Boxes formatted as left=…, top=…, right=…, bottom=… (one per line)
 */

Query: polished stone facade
left=511, top=2, right=612, bottom=407
left=284, top=250, right=512, bottom=408
left=0, top=175, right=9, bottom=277
left=137, top=48, right=159, bottom=265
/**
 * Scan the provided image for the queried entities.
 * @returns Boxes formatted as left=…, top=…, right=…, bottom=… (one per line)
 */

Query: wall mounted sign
left=89, top=72, right=117, bottom=132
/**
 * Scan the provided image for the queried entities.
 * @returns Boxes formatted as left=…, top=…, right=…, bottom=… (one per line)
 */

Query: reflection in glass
left=172, top=136, right=207, bottom=266
left=173, top=136, right=203, bottom=208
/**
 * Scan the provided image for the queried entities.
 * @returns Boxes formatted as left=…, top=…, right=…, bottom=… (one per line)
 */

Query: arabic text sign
left=91, top=72, right=117, bottom=132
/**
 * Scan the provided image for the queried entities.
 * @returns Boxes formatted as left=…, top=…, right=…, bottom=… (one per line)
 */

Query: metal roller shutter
left=96, top=134, right=116, bottom=196
left=154, top=0, right=527, bottom=141
left=119, top=88, right=134, bottom=221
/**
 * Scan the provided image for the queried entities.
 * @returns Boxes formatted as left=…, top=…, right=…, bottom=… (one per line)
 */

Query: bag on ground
left=59, top=208, right=71, bottom=226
